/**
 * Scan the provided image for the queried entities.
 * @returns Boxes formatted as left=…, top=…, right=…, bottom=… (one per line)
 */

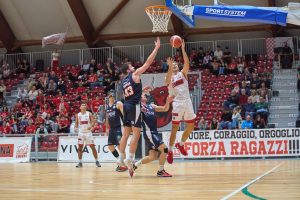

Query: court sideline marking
left=220, top=162, right=283, bottom=200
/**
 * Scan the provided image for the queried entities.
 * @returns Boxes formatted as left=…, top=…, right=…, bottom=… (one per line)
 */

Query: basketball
left=170, top=35, right=182, bottom=48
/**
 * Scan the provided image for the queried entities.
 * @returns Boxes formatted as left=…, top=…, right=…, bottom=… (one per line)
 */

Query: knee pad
left=164, top=148, right=169, bottom=154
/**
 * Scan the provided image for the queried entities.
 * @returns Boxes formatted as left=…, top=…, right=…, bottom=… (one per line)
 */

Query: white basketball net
left=145, top=6, right=172, bottom=33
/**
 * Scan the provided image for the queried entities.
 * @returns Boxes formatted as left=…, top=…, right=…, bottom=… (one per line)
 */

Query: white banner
left=0, top=137, right=32, bottom=163
left=163, top=128, right=300, bottom=158
left=42, top=32, right=66, bottom=48
left=57, top=136, right=132, bottom=162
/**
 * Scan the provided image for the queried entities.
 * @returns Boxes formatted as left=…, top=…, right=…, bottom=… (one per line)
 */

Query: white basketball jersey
left=168, top=72, right=190, bottom=101
left=78, top=111, right=91, bottom=133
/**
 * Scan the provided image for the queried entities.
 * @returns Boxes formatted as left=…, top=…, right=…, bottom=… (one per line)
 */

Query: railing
left=60, top=49, right=81, bottom=66
left=5, top=53, right=31, bottom=72
left=1, top=37, right=299, bottom=70
left=32, top=51, right=52, bottom=69
left=112, top=45, right=143, bottom=64
left=240, top=38, right=266, bottom=56
left=215, top=39, right=240, bottom=56
left=82, top=47, right=111, bottom=65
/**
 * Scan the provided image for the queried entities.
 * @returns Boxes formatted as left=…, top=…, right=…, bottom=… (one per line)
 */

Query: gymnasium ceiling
left=0, top=0, right=298, bottom=53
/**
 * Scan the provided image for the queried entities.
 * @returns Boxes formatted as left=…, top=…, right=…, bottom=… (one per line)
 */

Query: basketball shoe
left=167, top=151, right=173, bottom=164
left=175, top=142, right=188, bottom=156
left=157, top=170, right=172, bottom=177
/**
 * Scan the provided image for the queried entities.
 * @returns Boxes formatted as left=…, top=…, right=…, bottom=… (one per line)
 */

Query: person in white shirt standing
left=214, top=45, right=223, bottom=61
left=52, top=48, right=60, bottom=71
left=75, top=102, right=101, bottom=168
left=165, top=40, right=196, bottom=164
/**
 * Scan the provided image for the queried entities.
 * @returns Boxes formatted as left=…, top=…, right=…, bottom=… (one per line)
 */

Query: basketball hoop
left=145, top=5, right=172, bottom=33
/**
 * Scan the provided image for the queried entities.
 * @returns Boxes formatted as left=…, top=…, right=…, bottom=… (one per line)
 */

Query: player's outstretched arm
left=165, top=57, right=173, bottom=85
left=181, top=40, right=190, bottom=77
left=134, top=37, right=160, bottom=76
left=152, top=96, right=173, bottom=112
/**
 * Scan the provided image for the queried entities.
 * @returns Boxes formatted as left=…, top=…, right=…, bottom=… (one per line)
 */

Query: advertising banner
left=0, top=137, right=32, bottom=163
left=57, top=136, right=132, bottom=162
left=163, top=128, right=300, bottom=158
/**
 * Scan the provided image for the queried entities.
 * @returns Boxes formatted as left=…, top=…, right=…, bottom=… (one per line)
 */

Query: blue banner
left=193, top=5, right=288, bottom=26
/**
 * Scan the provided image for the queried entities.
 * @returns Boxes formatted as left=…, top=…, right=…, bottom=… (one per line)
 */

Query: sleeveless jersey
left=78, top=111, right=92, bottom=133
left=122, top=73, right=142, bottom=104
left=168, top=72, right=190, bottom=101
left=141, top=103, right=157, bottom=132
left=106, top=102, right=122, bottom=128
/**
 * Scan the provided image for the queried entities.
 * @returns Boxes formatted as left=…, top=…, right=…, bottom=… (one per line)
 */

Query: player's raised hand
left=143, top=85, right=153, bottom=92
left=167, top=57, right=173, bottom=66
left=154, top=37, right=161, bottom=49
left=181, top=39, right=185, bottom=49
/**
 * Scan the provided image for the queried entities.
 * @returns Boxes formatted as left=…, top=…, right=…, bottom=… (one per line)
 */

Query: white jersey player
left=165, top=40, right=196, bottom=164
left=75, top=103, right=101, bottom=168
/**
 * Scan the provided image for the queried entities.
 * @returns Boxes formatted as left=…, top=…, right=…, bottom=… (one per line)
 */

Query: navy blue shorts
left=108, top=127, right=122, bottom=146
left=143, top=130, right=164, bottom=151
left=123, top=103, right=141, bottom=128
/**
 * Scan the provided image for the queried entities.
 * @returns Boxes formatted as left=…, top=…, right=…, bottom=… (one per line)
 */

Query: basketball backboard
left=165, top=0, right=195, bottom=28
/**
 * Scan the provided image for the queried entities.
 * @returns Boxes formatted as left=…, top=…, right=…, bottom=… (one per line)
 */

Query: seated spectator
left=241, top=114, right=253, bottom=129
left=1, top=106, right=9, bottom=119
left=239, top=89, right=248, bottom=106
left=25, top=120, right=36, bottom=134
left=203, top=51, right=212, bottom=68
left=17, top=87, right=28, bottom=100
left=232, top=83, right=240, bottom=94
left=90, top=59, right=97, bottom=72
left=90, top=96, right=102, bottom=114
left=36, top=123, right=48, bottom=143
left=255, top=97, right=269, bottom=121
left=89, top=72, right=102, bottom=89
left=2, top=122, right=12, bottom=134
left=226, top=58, right=237, bottom=74
left=260, top=75, right=271, bottom=89
left=44, top=114, right=55, bottom=133
left=250, top=90, right=259, bottom=103
left=219, top=110, right=232, bottom=130
left=48, top=71, right=58, bottom=84
left=190, top=48, right=198, bottom=67
left=210, top=57, right=219, bottom=76
left=2, top=64, right=11, bottom=79
left=243, top=97, right=256, bottom=119
left=19, top=116, right=29, bottom=129
left=253, top=114, right=266, bottom=129
left=231, top=107, right=242, bottom=129
left=259, top=89, right=269, bottom=102
left=47, top=80, right=57, bottom=95
left=224, top=90, right=239, bottom=110
left=210, top=117, right=220, bottom=130
left=28, top=86, right=38, bottom=102
left=57, top=78, right=66, bottom=95
left=198, top=116, right=208, bottom=130
left=58, top=116, right=69, bottom=133
left=250, top=73, right=261, bottom=90
left=9, top=116, right=18, bottom=133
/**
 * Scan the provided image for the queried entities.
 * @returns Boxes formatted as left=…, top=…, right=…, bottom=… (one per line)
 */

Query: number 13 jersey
left=122, top=72, right=142, bottom=104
